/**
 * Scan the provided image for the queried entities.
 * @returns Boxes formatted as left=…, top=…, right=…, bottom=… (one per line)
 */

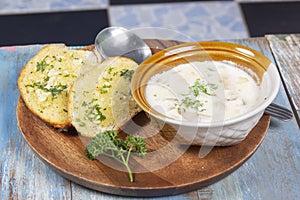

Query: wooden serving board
left=16, top=40, right=271, bottom=197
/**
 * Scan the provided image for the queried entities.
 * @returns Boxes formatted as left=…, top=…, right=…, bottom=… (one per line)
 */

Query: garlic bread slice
left=69, top=56, right=141, bottom=138
left=18, top=44, right=100, bottom=129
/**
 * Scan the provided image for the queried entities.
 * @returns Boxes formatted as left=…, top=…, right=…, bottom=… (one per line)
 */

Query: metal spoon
left=94, top=27, right=293, bottom=122
left=95, top=26, right=152, bottom=64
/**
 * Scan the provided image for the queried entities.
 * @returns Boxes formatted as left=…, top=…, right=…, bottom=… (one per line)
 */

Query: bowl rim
left=132, top=41, right=281, bottom=127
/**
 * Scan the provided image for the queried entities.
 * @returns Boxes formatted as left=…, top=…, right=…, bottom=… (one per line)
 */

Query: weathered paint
left=1, top=45, right=71, bottom=200
left=1, top=37, right=299, bottom=200
left=267, top=34, right=300, bottom=128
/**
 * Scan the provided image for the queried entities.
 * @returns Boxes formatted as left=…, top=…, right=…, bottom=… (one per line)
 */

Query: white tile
left=109, top=2, right=249, bottom=41
left=0, top=0, right=108, bottom=14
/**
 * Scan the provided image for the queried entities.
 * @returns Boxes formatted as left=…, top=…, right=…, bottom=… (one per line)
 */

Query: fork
left=265, top=103, right=293, bottom=121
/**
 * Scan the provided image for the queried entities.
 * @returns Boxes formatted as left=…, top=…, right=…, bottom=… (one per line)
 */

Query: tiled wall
left=109, top=2, right=248, bottom=41
left=1, top=0, right=299, bottom=46
left=0, top=0, right=108, bottom=14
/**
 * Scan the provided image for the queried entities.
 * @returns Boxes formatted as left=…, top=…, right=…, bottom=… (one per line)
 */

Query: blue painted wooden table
left=1, top=36, right=299, bottom=200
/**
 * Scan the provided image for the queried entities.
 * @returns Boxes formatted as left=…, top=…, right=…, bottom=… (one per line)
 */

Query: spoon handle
left=144, top=39, right=184, bottom=54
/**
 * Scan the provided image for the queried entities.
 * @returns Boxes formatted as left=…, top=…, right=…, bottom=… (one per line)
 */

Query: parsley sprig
left=85, top=130, right=147, bottom=182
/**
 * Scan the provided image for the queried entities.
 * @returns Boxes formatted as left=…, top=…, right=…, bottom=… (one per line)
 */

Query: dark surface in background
left=241, top=2, right=300, bottom=37
left=0, top=10, right=109, bottom=46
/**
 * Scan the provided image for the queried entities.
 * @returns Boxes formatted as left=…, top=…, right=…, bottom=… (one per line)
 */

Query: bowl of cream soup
left=131, top=41, right=280, bottom=146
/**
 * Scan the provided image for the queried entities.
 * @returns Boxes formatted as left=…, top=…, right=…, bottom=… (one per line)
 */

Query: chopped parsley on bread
left=18, top=44, right=101, bottom=129
left=69, top=56, right=141, bottom=138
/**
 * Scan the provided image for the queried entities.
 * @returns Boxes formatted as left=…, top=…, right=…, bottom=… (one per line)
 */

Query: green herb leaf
left=85, top=130, right=147, bottom=182
left=120, top=69, right=134, bottom=81
left=175, top=97, right=205, bottom=113
left=25, top=82, right=67, bottom=99
left=84, top=103, right=106, bottom=124
left=189, top=78, right=217, bottom=96
left=36, top=60, right=48, bottom=72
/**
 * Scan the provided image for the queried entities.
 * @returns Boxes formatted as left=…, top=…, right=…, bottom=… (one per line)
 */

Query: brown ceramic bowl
left=131, top=41, right=280, bottom=146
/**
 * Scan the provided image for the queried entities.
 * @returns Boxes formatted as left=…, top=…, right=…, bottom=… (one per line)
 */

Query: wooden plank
left=266, top=34, right=300, bottom=127
left=0, top=44, right=196, bottom=200
left=70, top=37, right=300, bottom=200
left=1, top=38, right=299, bottom=200
left=70, top=183, right=201, bottom=200
left=0, top=45, right=72, bottom=200
left=209, top=37, right=300, bottom=200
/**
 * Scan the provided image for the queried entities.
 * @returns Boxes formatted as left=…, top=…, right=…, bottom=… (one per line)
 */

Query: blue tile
left=153, top=7, right=167, bottom=17
left=0, top=0, right=108, bottom=14
left=109, top=2, right=249, bottom=41
left=110, top=0, right=232, bottom=5
left=118, top=13, right=139, bottom=27
left=185, top=5, right=209, bottom=17
left=231, top=21, right=246, bottom=32
left=216, top=15, right=233, bottom=26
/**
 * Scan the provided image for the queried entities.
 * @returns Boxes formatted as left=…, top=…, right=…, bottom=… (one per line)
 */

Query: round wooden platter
left=16, top=40, right=271, bottom=197
left=17, top=97, right=270, bottom=197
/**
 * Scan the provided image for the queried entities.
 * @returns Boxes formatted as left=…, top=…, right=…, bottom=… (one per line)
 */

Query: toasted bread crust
left=18, top=44, right=141, bottom=135
left=18, top=44, right=100, bottom=129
